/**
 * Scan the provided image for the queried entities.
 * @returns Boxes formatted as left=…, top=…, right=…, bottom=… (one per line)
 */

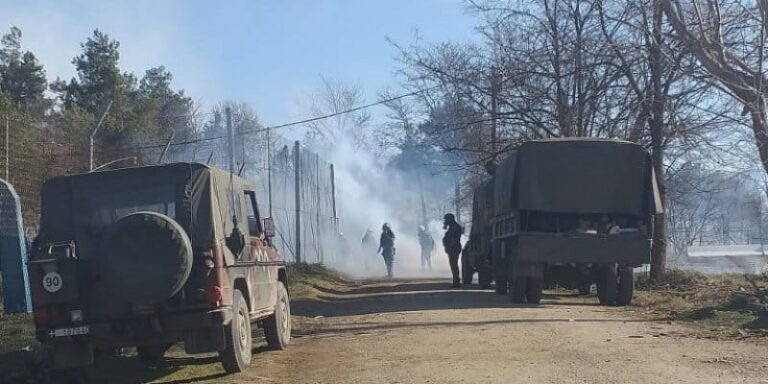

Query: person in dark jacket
left=418, top=225, right=434, bottom=272
left=442, top=213, right=464, bottom=288
left=378, top=223, right=396, bottom=278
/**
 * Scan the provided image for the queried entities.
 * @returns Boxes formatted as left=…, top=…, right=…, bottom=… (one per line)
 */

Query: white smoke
left=316, top=136, right=455, bottom=278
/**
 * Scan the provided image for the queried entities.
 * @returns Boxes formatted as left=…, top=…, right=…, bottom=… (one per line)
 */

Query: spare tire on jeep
left=100, top=211, right=193, bottom=305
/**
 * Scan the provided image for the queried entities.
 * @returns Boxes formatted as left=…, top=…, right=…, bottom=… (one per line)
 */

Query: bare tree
left=304, top=78, right=371, bottom=151
left=662, top=0, right=768, bottom=177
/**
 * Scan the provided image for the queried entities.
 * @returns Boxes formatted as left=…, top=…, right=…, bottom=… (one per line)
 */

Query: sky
left=1, top=0, right=479, bottom=128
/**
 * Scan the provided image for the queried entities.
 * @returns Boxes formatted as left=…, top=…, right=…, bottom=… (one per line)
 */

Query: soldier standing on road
left=418, top=225, right=434, bottom=272
left=442, top=213, right=464, bottom=288
left=378, top=223, right=396, bottom=278
left=361, top=229, right=377, bottom=271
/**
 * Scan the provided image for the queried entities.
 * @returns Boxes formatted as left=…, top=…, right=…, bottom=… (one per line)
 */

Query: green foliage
left=0, top=26, right=47, bottom=109
left=50, top=29, right=195, bottom=153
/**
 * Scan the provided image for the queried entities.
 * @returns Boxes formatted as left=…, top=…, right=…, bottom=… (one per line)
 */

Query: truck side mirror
left=263, top=217, right=276, bottom=238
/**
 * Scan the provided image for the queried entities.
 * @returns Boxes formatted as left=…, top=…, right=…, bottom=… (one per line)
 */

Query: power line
left=133, top=87, right=436, bottom=150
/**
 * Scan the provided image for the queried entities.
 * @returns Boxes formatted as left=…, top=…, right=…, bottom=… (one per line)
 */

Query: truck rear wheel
left=478, top=266, right=493, bottom=289
left=494, top=275, right=508, bottom=294
left=616, top=268, right=634, bottom=306
left=577, top=281, right=592, bottom=296
left=220, top=290, right=252, bottom=373
left=526, top=276, right=544, bottom=304
left=264, top=282, right=291, bottom=350
left=461, top=258, right=474, bottom=285
left=509, top=277, right=527, bottom=304
left=596, top=264, right=618, bottom=306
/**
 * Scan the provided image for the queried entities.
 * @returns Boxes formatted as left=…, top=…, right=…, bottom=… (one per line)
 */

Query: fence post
left=315, top=153, right=322, bottom=263
left=226, top=107, right=234, bottom=174
left=294, top=141, right=302, bottom=264
left=330, top=163, right=337, bottom=233
left=5, top=116, right=8, bottom=180
left=267, top=128, right=273, bottom=218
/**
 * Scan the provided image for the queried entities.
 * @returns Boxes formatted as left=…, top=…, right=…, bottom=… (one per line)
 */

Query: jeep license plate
left=49, top=326, right=89, bottom=337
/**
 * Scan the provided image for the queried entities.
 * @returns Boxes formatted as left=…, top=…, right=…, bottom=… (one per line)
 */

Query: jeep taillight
left=33, top=305, right=64, bottom=327
left=205, top=286, right=223, bottom=304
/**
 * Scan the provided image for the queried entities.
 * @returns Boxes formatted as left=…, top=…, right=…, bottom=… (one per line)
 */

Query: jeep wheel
left=101, top=212, right=193, bottom=306
left=264, top=282, right=291, bottom=350
left=616, top=268, right=634, bottom=306
left=220, top=290, right=252, bottom=373
left=478, top=266, right=493, bottom=289
left=494, top=275, right=508, bottom=295
left=526, top=276, right=544, bottom=305
left=577, top=281, right=592, bottom=296
left=509, top=276, right=527, bottom=304
left=596, top=264, right=618, bottom=306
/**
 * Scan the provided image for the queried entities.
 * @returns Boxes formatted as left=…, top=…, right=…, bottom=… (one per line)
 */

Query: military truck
left=462, top=180, right=494, bottom=289
left=28, top=163, right=290, bottom=374
left=474, top=139, right=661, bottom=305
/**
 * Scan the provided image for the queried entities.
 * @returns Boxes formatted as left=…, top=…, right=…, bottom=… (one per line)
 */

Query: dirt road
left=200, top=279, right=768, bottom=383
left=224, top=278, right=768, bottom=384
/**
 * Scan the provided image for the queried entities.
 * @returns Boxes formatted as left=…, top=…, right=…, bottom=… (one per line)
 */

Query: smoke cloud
left=316, top=136, right=457, bottom=279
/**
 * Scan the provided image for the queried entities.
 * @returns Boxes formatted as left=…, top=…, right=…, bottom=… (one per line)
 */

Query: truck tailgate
left=516, top=233, right=651, bottom=265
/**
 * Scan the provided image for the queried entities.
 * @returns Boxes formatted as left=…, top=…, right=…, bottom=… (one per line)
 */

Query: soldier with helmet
left=378, top=223, right=396, bottom=278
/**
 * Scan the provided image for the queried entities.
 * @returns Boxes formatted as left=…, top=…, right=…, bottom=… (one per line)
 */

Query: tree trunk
left=650, top=0, right=667, bottom=281
left=749, top=101, right=768, bottom=180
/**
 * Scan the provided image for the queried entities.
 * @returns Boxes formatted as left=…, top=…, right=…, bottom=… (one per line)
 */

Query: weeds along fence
left=162, top=129, right=339, bottom=264
left=0, top=116, right=91, bottom=232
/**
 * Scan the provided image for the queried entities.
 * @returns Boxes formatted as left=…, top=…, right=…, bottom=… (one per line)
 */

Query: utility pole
left=330, top=163, right=337, bottom=233
left=294, top=141, right=302, bottom=264
left=89, top=100, right=113, bottom=172
left=267, top=128, right=273, bottom=218
left=490, top=66, right=500, bottom=160
left=225, top=107, right=234, bottom=175
left=315, top=153, right=322, bottom=263
left=649, top=0, right=667, bottom=280
left=5, top=116, right=9, bottom=180
left=417, top=168, right=428, bottom=226
left=454, top=177, right=461, bottom=222
left=157, top=131, right=175, bottom=164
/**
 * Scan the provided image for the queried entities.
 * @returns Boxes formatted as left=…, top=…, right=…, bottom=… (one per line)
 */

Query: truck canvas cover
left=495, top=139, right=660, bottom=215
left=38, top=163, right=251, bottom=254
left=470, top=179, right=494, bottom=235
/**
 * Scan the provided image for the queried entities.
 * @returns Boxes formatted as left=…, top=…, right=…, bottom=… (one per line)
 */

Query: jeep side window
left=244, top=191, right=262, bottom=236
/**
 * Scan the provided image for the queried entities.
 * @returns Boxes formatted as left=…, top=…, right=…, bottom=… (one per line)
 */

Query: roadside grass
left=634, top=269, right=768, bottom=335
left=286, top=263, right=347, bottom=297
left=0, top=264, right=344, bottom=383
left=0, top=273, right=36, bottom=355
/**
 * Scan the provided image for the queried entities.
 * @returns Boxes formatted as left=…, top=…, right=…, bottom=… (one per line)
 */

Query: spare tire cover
left=100, top=211, right=193, bottom=305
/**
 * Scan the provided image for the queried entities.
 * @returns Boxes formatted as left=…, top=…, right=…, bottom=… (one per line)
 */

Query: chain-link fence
left=1, top=113, right=341, bottom=264
left=163, top=129, right=339, bottom=264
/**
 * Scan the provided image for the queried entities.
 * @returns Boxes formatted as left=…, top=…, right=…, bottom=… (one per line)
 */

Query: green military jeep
left=28, top=163, right=290, bottom=373
left=468, top=139, right=661, bottom=305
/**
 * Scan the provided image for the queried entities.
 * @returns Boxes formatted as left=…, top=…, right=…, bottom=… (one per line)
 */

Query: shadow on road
left=292, top=280, right=604, bottom=318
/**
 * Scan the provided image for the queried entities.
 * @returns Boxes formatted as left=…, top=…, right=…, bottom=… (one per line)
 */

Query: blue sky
left=2, top=0, right=478, bottom=127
